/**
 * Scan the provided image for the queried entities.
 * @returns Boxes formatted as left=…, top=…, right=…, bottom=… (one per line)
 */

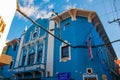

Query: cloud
left=66, top=0, right=70, bottom=3
left=17, top=0, right=53, bottom=20
left=88, top=0, right=93, bottom=2
left=65, top=4, right=77, bottom=10
left=48, top=4, right=54, bottom=9
left=43, top=0, right=50, bottom=3
left=20, top=5, right=39, bottom=17
left=36, top=10, right=53, bottom=19
left=21, top=0, right=34, bottom=5
left=16, top=0, right=39, bottom=19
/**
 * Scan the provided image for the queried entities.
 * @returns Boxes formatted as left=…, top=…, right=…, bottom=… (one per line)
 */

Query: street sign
left=58, top=72, right=70, bottom=80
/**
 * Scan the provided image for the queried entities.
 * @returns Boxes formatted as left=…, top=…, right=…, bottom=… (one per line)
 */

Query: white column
left=46, top=20, right=55, bottom=77
left=15, top=33, right=25, bottom=68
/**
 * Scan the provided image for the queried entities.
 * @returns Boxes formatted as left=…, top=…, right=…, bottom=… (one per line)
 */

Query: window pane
left=37, top=50, right=42, bottom=62
left=22, top=55, right=26, bottom=66
left=9, top=61, right=13, bottom=69
left=28, top=53, right=35, bottom=65
left=61, top=46, right=69, bottom=58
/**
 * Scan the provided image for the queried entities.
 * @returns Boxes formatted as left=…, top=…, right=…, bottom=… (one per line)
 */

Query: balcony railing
left=13, top=63, right=45, bottom=73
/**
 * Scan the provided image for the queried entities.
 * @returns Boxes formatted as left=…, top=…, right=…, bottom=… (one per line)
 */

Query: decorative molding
left=68, top=9, right=77, bottom=21
left=88, top=13, right=96, bottom=22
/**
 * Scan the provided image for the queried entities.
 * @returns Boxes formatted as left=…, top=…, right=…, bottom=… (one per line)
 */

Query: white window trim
left=42, top=41, right=45, bottom=63
left=60, top=40, right=71, bottom=62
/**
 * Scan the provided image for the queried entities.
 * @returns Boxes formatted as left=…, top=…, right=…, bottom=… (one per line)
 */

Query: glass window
left=22, top=55, right=26, bottom=66
left=33, top=32, right=37, bottom=39
left=61, top=45, right=69, bottom=58
left=13, top=43, right=17, bottom=51
left=28, top=53, right=35, bottom=65
left=9, top=61, right=13, bottom=70
left=37, top=50, right=43, bottom=62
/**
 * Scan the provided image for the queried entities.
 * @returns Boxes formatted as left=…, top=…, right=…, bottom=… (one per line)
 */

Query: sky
left=7, top=0, right=120, bottom=59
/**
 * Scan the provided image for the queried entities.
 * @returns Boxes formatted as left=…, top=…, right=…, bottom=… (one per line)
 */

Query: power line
left=108, top=0, right=120, bottom=27
left=16, top=1, right=120, bottom=49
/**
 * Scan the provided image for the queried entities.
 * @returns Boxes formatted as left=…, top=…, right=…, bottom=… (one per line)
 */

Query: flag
left=87, top=36, right=93, bottom=60
left=0, top=0, right=16, bottom=55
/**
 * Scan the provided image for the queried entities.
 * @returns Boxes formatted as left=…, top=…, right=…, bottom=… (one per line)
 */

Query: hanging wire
left=103, top=0, right=110, bottom=21
left=113, top=0, right=119, bottom=18
left=16, top=1, right=120, bottom=49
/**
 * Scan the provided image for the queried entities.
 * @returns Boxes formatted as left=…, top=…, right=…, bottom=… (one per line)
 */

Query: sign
left=13, top=64, right=41, bottom=73
left=0, top=0, right=16, bottom=55
left=83, top=73, right=98, bottom=80
left=58, top=72, right=70, bottom=80
left=87, top=36, right=93, bottom=60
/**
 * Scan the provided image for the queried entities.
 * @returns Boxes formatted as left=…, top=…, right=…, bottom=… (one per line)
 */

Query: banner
left=58, top=72, right=70, bottom=80
left=0, top=0, right=16, bottom=55
left=87, top=36, right=93, bottom=60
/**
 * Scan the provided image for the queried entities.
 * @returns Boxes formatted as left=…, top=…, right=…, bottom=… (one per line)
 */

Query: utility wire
left=16, top=1, right=120, bottom=49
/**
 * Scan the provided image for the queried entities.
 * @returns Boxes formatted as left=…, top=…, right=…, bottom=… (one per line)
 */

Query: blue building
left=1, top=8, right=119, bottom=80
left=1, top=39, right=19, bottom=80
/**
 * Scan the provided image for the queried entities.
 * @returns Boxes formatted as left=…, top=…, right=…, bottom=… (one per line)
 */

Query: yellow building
left=0, top=46, right=12, bottom=67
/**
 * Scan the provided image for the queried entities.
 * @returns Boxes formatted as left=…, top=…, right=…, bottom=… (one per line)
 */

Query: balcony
left=0, top=54, right=12, bottom=66
left=13, top=63, right=45, bottom=73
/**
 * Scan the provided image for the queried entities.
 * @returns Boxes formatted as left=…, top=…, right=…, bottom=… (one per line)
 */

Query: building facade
left=1, top=8, right=119, bottom=80
left=1, top=39, right=19, bottom=80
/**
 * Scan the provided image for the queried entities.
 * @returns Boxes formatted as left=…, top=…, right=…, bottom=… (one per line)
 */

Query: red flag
left=87, top=36, right=93, bottom=60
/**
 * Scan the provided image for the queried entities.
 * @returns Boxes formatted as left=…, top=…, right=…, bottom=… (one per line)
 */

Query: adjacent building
left=1, top=39, right=19, bottom=80
left=1, top=8, right=119, bottom=80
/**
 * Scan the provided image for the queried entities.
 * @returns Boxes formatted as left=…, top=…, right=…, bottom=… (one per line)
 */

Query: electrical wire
left=113, top=0, right=119, bottom=18
left=16, top=3, right=120, bottom=49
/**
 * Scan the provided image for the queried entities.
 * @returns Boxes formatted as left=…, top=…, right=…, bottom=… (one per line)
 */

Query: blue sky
left=7, top=0, right=120, bottom=59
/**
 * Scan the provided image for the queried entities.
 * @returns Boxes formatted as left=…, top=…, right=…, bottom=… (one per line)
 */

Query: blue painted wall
left=1, top=15, right=118, bottom=80
left=1, top=41, right=19, bottom=79
left=53, top=16, right=112, bottom=80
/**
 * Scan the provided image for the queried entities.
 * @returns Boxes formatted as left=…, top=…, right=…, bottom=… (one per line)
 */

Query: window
left=9, top=60, right=14, bottom=70
left=47, top=71, right=51, bottom=77
left=33, top=32, right=37, bottom=39
left=60, top=41, right=71, bottom=62
left=28, top=53, right=35, bottom=65
left=13, top=43, right=17, bottom=51
left=61, top=45, right=69, bottom=58
left=37, top=50, right=43, bottom=62
left=22, top=55, right=26, bottom=66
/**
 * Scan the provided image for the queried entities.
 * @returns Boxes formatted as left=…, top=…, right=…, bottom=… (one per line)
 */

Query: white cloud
left=16, top=0, right=39, bottom=19
left=65, top=4, right=77, bottom=10
left=20, top=5, right=39, bottom=17
left=48, top=4, right=54, bottom=9
left=22, top=0, right=34, bottom=5
left=43, top=0, right=50, bottom=3
left=66, top=0, right=70, bottom=3
left=17, top=0, right=53, bottom=20
left=36, top=10, right=53, bottom=19
left=88, top=0, right=93, bottom=2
